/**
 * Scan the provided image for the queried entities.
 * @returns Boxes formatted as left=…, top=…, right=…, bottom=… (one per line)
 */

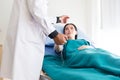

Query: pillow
left=45, top=23, right=94, bottom=55
left=45, top=23, right=94, bottom=56
left=45, top=23, right=93, bottom=46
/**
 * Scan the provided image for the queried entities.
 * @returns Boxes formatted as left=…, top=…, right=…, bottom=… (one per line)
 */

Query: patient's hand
left=78, top=45, right=93, bottom=50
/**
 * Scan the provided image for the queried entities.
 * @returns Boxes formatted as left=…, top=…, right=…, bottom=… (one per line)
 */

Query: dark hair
left=63, top=23, right=78, bottom=39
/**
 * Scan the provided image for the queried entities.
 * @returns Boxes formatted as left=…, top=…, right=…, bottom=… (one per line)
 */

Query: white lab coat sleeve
left=26, top=0, right=56, bottom=36
left=49, top=17, right=57, bottom=24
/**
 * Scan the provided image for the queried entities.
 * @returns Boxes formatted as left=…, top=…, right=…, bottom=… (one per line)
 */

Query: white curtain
left=95, top=0, right=120, bottom=55
left=101, top=0, right=120, bottom=29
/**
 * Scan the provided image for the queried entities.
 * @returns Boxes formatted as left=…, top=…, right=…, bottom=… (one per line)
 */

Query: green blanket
left=43, top=39, right=120, bottom=80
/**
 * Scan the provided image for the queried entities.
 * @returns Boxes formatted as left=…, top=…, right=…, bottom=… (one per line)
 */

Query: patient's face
left=64, top=25, right=77, bottom=39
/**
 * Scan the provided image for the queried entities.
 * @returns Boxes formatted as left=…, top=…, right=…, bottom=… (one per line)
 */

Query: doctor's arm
left=26, top=0, right=68, bottom=44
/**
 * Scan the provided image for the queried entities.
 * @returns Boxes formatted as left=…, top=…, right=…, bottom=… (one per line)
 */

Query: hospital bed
left=41, top=23, right=94, bottom=80
left=42, top=23, right=120, bottom=80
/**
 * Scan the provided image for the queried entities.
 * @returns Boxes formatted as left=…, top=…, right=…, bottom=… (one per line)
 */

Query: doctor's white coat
left=0, top=0, right=56, bottom=80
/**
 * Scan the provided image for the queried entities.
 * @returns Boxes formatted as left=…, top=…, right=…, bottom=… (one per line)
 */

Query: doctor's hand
left=53, top=33, right=68, bottom=45
left=59, top=15, right=69, bottom=23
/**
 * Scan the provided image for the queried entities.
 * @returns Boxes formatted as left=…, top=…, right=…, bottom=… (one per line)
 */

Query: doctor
left=0, top=0, right=69, bottom=80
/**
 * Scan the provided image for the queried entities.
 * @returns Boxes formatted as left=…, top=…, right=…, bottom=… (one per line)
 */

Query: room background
left=0, top=0, right=120, bottom=55
left=0, top=0, right=96, bottom=44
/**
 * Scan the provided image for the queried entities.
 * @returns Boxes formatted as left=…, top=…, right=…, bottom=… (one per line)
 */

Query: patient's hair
left=63, top=23, right=78, bottom=39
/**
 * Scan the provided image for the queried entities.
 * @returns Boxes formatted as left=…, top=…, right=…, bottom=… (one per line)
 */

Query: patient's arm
left=54, top=44, right=63, bottom=53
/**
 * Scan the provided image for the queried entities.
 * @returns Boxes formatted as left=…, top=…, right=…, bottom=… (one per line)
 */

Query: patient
left=54, top=23, right=93, bottom=54
left=43, top=23, right=120, bottom=80
left=54, top=23, right=120, bottom=75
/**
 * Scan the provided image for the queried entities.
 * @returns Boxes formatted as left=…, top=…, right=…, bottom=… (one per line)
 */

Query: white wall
left=0, top=0, right=14, bottom=44
left=0, top=0, right=94, bottom=44
left=95, top=0, right=120, bottom=55
left=48, top=0, right=92, bottom=36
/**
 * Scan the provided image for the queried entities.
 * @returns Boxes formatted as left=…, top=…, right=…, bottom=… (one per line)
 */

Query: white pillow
left=45, top=23, right=93, bottom=46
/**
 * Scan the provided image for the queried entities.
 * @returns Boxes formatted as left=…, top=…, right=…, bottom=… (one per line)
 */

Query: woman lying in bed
left=55, top=23, right=120, bottom=75
left=43, top=23, right=120, bottom=80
